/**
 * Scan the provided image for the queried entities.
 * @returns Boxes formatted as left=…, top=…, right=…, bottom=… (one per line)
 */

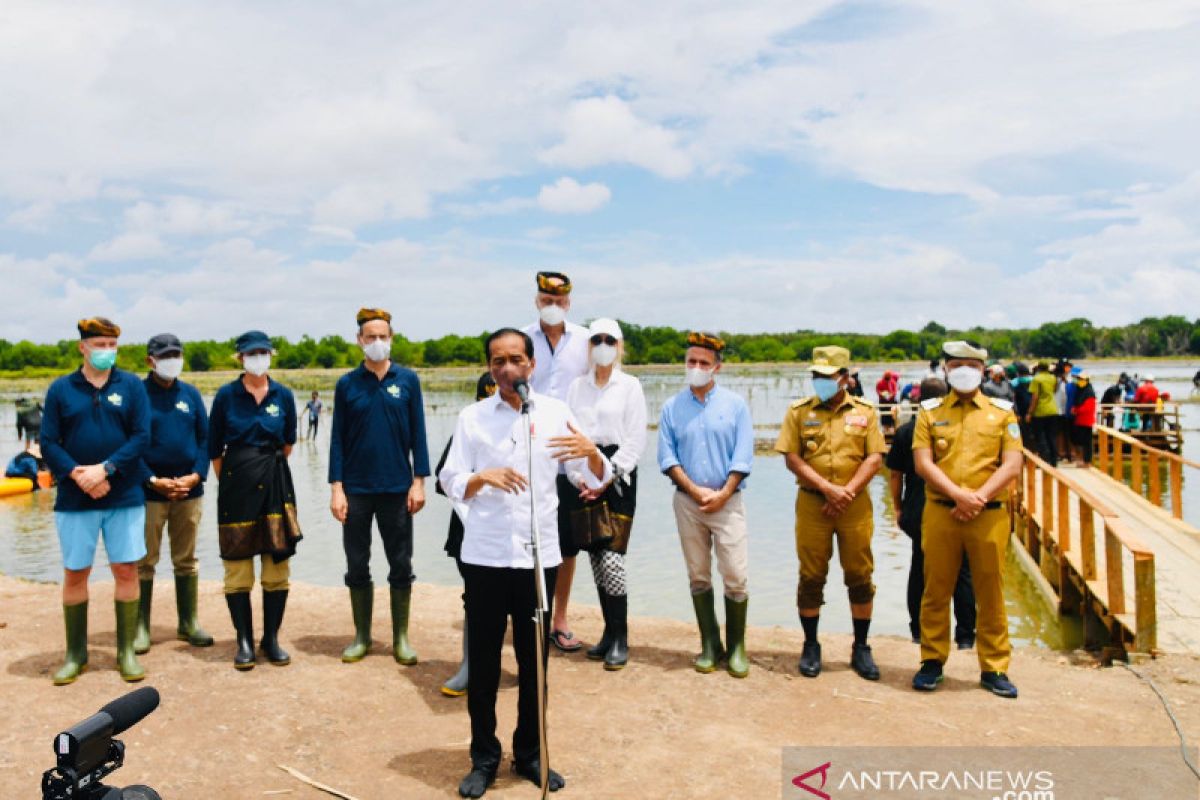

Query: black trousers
left=463, top=562, right=559, bottom=771
left=907, top=528, right=976, bottom=642
left=342, top=492, right=414, bottom=588
left=1030, top=416, right=1058, bottom=467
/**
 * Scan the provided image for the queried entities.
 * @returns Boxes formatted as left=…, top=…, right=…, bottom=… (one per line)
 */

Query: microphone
left=99, top=687, right=160, bottom=736
left=513, top=379, right=531, bottom=405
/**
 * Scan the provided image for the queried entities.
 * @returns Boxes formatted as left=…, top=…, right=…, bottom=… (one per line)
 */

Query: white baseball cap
left=588, top=318, right=623, bottom=340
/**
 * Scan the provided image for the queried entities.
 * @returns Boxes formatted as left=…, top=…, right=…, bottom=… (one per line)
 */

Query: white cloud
left=124, top=197, right=256, bottom=238
left=536, top=177, right=611, bottom=214
left=87, top=233, right=169, bottom=262
left=541, top=96, right=693, bottom=179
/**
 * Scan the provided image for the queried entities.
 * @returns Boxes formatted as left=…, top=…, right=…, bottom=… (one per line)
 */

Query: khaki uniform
left=913, top=391, right=1022, bottom=671
left=776, top=394, right=885, bottom=608
left=139, top=497, right=203, bottom=580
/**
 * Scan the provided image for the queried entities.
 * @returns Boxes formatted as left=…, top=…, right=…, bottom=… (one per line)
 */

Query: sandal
left=549, top=628, right=583, bottom=653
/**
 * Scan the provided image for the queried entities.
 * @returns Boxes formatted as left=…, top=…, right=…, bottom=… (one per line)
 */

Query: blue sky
left=2, top=1, right=1199, bottom=343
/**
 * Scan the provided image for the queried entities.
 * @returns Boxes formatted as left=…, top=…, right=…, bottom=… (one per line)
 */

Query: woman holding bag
left=563, top=318, right=647, bottom=670
left=208, top=330, right=302, bottom=670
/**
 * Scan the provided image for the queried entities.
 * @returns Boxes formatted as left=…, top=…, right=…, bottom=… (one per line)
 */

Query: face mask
left=242, top=354, right=271, bottom=376
left=813, top=377, right=841, bottom=403
left=88, top=347, right=117, bottom=371
left=539, top=304, right=567, bottom=326
left=153, top=357, right=184, bottom=381
left=947, top=365, right=983, bottom=393
left=591, top=344, right=618, bottom=367
left=685, top=366, right=713, bottom=388
left=362, top=340, right=391, bottom=362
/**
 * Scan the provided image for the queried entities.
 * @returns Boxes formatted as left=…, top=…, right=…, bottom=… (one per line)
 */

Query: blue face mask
left=813, top=377, right=841, bottom=403
left=88, top=347, right=118, bottom=371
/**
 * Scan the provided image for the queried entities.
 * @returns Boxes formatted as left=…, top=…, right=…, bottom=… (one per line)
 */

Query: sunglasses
left=590, top=335, right=618, bottom=346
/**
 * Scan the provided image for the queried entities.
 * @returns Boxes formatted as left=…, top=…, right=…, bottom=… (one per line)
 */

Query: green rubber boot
left=133, top=579, right=153, bottom=654
left=390, top=586, right=418, bottom=665
left=115, top=599, right=146, bottom=682
left=175, top=574, right=214, bottom=647
left=725, top=595, right=749, bottom=679
left=341, top=584, right=374, bottom=663
left=53, top=602, right=89, bottom=686
left=690, top=589, right=724, bottom=674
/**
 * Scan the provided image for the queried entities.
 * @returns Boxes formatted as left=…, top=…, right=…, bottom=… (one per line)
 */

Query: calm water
left=3, top=362, right=1197, bottom=649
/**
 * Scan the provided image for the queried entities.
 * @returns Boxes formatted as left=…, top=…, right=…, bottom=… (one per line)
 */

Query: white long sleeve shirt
left=522, top=320, right=590, bottom=401
left=438, top=390, right=611, bottom=569
left=565, top=368, right=647, bottom=477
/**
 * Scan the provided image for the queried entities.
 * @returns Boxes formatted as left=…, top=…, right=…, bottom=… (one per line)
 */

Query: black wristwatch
left=103, top=461, right=117, bottom=478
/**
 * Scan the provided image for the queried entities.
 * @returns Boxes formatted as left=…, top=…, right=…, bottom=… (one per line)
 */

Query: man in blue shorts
left=40, top=317, right=152, bottom=684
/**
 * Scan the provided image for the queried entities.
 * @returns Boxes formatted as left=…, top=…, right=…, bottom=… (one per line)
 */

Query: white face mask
left=591, top=344, right=618, bottom=367
left=539, top=303, right=567, bottom=326
left=242, top=353, right=271, bottom=376
left=361, top=340, right=391, bottom=362
left=152, top=357, right=184, bottom=381
left=947, top=365, right=983, bottom=393
left=686, top=366, right=714, bottom=388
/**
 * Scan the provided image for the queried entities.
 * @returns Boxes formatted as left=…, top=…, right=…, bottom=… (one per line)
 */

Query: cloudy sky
left=3, top=1, right=1199, bottom=344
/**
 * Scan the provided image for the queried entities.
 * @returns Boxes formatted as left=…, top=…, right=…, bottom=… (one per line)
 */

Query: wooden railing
left=1017, top=447, right=1156, bottom=653
left=1096, top=425, right=1200, bottom=520
left=1096, top=402, right=1183, bottom=452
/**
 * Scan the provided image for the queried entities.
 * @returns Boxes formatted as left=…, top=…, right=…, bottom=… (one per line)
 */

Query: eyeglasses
left=590, top=335, right=618, bottom=346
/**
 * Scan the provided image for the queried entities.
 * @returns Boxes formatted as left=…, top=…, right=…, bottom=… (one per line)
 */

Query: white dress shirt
left=439, top=390, right=612, bottom=569
left=565, top=367, right=647, bottom=477
left=522, top=320, right=590, bottom=401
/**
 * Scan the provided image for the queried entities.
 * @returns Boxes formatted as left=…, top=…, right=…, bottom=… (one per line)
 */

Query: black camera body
left=41, top=688, right=162, bottom=800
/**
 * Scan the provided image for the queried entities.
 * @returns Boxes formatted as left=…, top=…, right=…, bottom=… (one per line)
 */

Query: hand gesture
left=478, top=467, right=529, bottom=494
left=548, top=421, right=599, bottom=463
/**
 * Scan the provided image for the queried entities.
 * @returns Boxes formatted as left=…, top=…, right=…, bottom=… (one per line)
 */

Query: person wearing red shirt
left=1133, top=376, right=1161, bottom=433
left=1071, top=373, right=1097, bottom=466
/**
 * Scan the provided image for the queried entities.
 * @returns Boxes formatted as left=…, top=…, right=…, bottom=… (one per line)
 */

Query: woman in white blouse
left=564, top=317, right=648, bottom=670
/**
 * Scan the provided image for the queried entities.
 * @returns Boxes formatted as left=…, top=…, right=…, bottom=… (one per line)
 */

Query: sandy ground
left=4, top=575, right=1200, bottom=799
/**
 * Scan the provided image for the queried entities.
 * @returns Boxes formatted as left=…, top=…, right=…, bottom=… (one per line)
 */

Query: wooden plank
left=1170, top=460, right=1183, bottom=520
left=1057, top=476, right=1071, bottom=553
left=1148, top=451, right=1161, bottom=507
left=1134, top=554, right=1157, bottom=653
left=1042, top=471, right=1055, bottom=541
left=1079, top=499, right=1096, bottom=581
left=1105, top=523, right=1125, bottom=615
left=1131, top=444, right=1143, bottom=497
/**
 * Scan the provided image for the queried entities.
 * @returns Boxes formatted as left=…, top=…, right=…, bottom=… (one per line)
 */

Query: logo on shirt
left=387, top=385, right=401, bottom=398
left=1008, top=423, right=1021, bottom=439
left=106, top=393, right=123, bottom=407
left=265, top=403, right=280, bottom=417
left=175, top=401, right=190, bottom=413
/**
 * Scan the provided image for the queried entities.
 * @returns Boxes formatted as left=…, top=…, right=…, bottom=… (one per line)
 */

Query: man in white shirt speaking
left=439, top=327, right=611, bottom=798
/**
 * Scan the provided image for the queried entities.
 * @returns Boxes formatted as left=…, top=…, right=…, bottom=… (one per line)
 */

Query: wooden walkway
left=1013, top=427, right=1200, bottom=655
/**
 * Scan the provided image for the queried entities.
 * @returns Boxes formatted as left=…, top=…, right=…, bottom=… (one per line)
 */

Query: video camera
left=41, top=686, right=162, bottom=800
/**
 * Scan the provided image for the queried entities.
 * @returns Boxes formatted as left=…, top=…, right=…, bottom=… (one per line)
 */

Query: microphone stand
left=521, top=394, right=551, bottom=800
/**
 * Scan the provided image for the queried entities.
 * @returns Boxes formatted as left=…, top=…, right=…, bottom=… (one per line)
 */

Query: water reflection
left=3, top=362, right=1196, bottom=650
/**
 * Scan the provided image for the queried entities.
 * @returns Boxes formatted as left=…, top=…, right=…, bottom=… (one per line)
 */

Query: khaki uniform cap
left=809, top=345, right=850, bottom=376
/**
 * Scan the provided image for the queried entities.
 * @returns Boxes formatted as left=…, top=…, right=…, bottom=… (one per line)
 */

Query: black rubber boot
left=341, top=584, right=374, bottom=663
left=53, top=602, right=89, bottom=686
left=175, top=574, right=213, bottom=646
left=115, top=599, right=146, bottom=682
left=604, top=593, right=628, bottom=671
left=133, top=579, right=153, bottom=654
left=690, top=589, right=724, bottom=673
left=225, top=592, right=256, bottom=670
left=390, top=585, right=418, bottom=665
left=260, top=589, right=291, bottom=665
left=587, top=587, right=613, bottom=661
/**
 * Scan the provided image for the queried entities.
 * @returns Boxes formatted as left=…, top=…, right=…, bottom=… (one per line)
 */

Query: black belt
left=933, top=498, right=1002, bottom=510
left=800, top=486, right=825, bottom=497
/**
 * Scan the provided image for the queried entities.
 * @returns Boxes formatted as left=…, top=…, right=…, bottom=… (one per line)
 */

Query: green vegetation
left=0, top=316, right=1197, bottom=378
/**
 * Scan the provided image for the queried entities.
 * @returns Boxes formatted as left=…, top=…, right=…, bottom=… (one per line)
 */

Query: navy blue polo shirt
left=208, top=376, right=297, bottom=458
left=141, top=374, right=210, bottom=502
left=329, top=362, right=430, bottom=494
left=40, top=368, right=151, bottom=511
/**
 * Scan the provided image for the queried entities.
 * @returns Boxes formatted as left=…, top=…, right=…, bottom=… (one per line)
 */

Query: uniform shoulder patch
left=790, top=396, right=817, bottom=409
left=989, top=397, right=1014, bottom=411
left=850, top=396, right=876, bottom=408
left=920, top=397, right=944, bottom=411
